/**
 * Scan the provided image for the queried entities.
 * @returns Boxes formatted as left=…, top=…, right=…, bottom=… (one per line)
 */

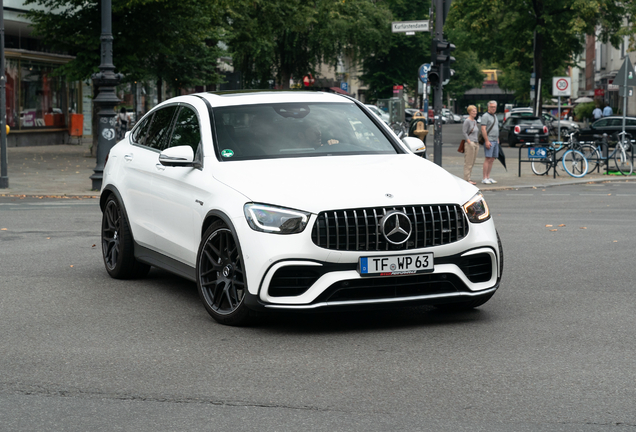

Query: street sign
left=614, top=56, right=636, bottom=87
left=619, top=86, right=633, bottom=97
left=552, top=77, right=571, bottom=96
left=340, top=82, right=349, bottom=93
left=419, top=63, right=430, bottom=83
left=392, top=21, right=430, bottom=33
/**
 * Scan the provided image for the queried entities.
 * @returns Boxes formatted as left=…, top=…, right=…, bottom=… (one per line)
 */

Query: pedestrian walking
left=480, top=101, right=499, bottom=185
left=462, top=105, right=479, bottom=185
left=602, top=103, right=613, bottom=117
left=116, top=107, right=129, bottom=140
left=592, top=105, right=602, bottom=120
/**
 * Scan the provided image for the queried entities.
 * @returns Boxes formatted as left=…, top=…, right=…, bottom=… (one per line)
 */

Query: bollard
left=534, top=133, right=539, bottom=146
left=602, top=133, right=608, bottom=159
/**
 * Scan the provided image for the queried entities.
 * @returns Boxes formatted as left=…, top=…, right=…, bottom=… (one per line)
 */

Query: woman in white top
left=461, top=105, right=479, bottom=184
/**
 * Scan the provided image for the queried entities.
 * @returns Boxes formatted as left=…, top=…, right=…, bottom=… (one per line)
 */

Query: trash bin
left=68, top=114, right=83, bottom=144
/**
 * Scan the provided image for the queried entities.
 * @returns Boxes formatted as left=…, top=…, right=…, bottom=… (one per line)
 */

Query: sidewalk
left=0, top=143, right=634, bottom=198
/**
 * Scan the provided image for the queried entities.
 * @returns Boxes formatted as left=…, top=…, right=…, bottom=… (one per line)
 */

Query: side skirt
left=134, top=243, right=196, bottom=282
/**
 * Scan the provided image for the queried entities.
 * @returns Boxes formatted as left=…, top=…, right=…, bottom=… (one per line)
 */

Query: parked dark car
left=499, top=115, right=549, bottom=147
left=576, top=116, right=636, bottom=144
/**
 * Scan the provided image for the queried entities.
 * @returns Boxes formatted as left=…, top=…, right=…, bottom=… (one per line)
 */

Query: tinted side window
left=131, top=113, right=154, bottom=146
left=145, top=106, right=178, bottom=150
left=168, top=107, right=201, bottom=154
left=593, top=119, right=608, bottom=127
left=627, top=119, right=636, bottom=126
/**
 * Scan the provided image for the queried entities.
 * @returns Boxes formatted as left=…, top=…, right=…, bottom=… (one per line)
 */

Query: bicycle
left=531, top=139, right=588, bottom=178
left=579, top=131, right=634, bottom=176
left=390, top=121, right=408, bottom=139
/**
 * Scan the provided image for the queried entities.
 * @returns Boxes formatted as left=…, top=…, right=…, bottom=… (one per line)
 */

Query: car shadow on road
left=255, top=306, right=494, bottom=334
left=139, top=268, right=496, bottom=333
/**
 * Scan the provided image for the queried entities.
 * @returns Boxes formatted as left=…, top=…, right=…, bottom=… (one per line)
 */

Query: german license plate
left=526, top=128, right=539, bottom=133
left=359, top=253, right=434, bottom=276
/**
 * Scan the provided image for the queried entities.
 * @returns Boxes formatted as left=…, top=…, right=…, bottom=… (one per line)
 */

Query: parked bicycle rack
left=518, top=134, right=553, bottom=177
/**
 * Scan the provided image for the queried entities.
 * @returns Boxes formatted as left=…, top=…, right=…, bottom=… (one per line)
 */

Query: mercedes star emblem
left=380, top=211, right=412, bottom=245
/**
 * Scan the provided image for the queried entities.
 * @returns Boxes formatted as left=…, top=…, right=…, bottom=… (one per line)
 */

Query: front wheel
left=196, top=221, right=253, bottom=326
left=613, top=146, right=634, bottom=176
left=579, top=144, right=600, bottom=175
left=561, top=149, right=588, bottom=178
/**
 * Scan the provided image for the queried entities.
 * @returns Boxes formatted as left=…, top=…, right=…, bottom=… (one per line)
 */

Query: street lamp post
left=1, top=0, right=9, bottom=189
left=90, top=0, right=121, bottom=191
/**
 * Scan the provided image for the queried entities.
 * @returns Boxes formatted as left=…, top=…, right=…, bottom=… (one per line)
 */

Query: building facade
left=4, top=0, right=83, bottom=146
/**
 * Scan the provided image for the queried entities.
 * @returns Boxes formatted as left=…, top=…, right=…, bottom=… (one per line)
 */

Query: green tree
left=447, top=0, right=625, bottom=111
left=24, top=0, right=225, bottom=92
left=226, top=0, right=392, bottom=89
left=359, top=0, right=430, bottom=101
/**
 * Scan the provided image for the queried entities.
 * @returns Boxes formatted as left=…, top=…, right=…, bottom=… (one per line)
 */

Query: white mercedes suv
left=100, top=91, right=503, bottom=325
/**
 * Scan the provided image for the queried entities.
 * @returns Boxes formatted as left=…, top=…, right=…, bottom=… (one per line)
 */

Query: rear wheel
left=531, top=157, right=551, bottom=175
left=196, top=221, right=253, bottom=326
left=613, top=146, right=634, bottom=176
left=101, top=196, right=150, bottom=279
left=561, top=149, right=588, bottom=178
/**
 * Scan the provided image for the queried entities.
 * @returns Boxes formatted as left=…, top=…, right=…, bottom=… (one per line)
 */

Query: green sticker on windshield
left=221, top=149, right=234, bottom=158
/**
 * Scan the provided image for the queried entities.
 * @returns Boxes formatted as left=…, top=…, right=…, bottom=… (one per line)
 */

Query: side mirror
left=402, top=136, right=426, bottom=154
left=159, top=145, right=195, bottom=167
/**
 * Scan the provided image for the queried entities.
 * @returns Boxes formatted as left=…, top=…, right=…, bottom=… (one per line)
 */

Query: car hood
left=212, top=154, right=473, bottom=213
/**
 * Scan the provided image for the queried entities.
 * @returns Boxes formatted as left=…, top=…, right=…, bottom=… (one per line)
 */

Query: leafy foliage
left=23, top=0, right=225, bottom=87
left=447, top=0, right=625, bottom=107
left=359, top=0, right=430, bottom=101
left=226, top=0, right=392, bottom=89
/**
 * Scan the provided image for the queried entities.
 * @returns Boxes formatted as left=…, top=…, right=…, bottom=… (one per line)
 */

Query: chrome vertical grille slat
left=311, top=204, right=469, bottom=251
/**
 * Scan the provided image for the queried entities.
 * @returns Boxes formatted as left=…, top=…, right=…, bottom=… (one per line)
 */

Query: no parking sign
left=552, top=77, right=571, bottom=97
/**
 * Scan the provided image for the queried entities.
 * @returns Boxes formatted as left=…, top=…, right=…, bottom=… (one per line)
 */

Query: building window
left=19, top=61, right=66, bottom=128
left=5, top=57, right=80, bottom=131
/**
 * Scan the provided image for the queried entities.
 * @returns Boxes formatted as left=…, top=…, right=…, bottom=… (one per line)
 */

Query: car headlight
left=463, top=192, right=490, bottom=223
left=244, top=203, right=310, bottom=234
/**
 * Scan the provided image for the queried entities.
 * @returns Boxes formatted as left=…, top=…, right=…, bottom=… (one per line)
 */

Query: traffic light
left=428, top=65, right=441, bottom=85
left=442, top=42, right=456, bottom=82
left=430, top=38, right=456, bottom=85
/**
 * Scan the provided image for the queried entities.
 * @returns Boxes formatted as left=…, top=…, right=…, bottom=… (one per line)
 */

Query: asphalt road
left=1, top=184, right=635, bottom=431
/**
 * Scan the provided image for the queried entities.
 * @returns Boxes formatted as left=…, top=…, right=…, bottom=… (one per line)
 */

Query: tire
left=531, top=157, right=551, bottom=176
left=561, top=149, right=588, bottom=178
left=579, top=144, right=600, bottom=174
left=508, top=134, right=516, bottom=148
left=613, top=146, right=634, bottom=176
left=196, top=221, right=253, bottom=326
left=101, top=196, right=151, bottom=279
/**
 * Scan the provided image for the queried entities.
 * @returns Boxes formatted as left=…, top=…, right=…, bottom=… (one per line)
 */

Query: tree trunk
left=157, top=78, right=163, bottom=104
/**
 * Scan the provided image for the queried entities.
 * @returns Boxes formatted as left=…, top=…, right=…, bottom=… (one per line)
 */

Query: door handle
left=124, top=154, right=133, bottom=161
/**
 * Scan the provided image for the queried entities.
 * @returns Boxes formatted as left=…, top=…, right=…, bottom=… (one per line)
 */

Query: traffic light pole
left=432, top=0, right=444, bottom=167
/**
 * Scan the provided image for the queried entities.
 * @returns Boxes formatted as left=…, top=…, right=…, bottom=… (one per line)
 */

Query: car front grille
left=311, top=205, right=469, bottom=252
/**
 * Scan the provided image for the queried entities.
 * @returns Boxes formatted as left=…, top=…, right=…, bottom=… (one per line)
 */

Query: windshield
left=212, top=102, right=398, bottom=160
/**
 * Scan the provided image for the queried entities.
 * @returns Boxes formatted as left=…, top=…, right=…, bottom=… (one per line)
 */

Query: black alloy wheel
left=197, top=221, right=252, bottom=326
left=101, top=196, right=150, bottom=279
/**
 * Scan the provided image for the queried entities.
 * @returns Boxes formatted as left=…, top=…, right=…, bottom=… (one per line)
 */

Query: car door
left=499, top=118, right=512, bottom=143
left=151, top=102, right=210, bottom=266
left=119, top=106, right=177, bottom=248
